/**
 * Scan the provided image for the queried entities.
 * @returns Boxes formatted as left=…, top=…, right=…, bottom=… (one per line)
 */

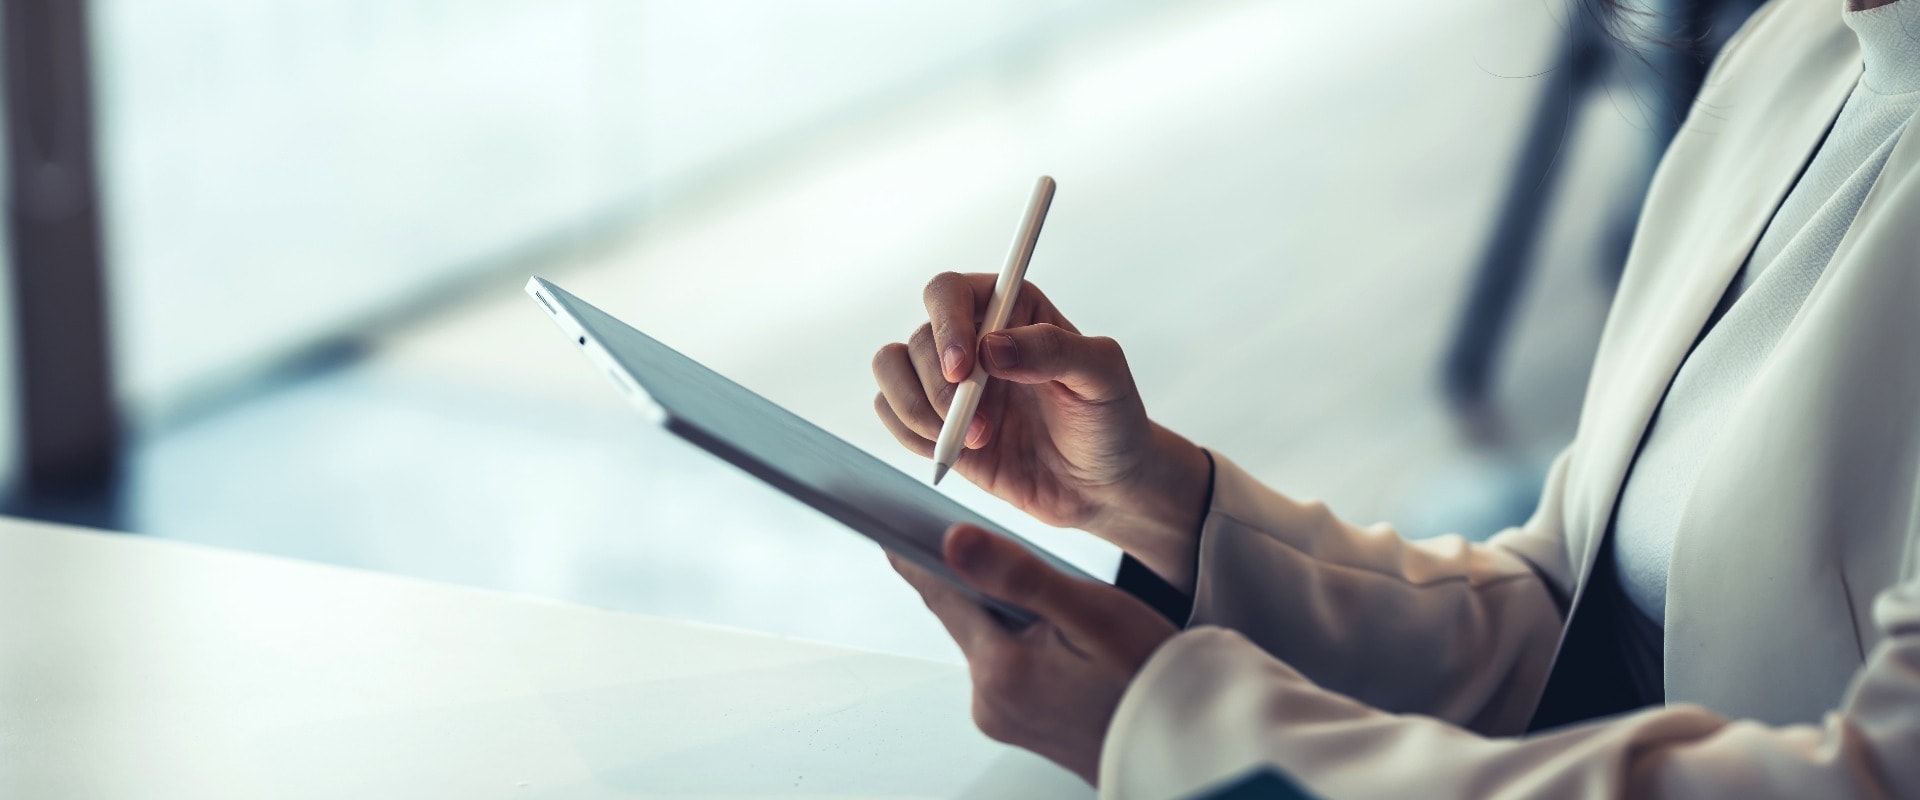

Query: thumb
left=977, top=323, right=1133, bottom=404
left=945, top=525, right=1102, bottom=632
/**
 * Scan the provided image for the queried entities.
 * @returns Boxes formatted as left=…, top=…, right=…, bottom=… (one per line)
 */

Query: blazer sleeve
left=1097, top=576, right=1920, bottom=799
left=1179, top=452, right=1573, bottom=735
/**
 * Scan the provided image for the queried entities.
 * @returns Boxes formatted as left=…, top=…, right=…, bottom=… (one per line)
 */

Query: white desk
left=0, top=518, right=1092, bottom=799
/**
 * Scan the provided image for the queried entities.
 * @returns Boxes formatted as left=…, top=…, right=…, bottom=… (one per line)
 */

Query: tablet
left=526, top=276, right=1098, bottom=626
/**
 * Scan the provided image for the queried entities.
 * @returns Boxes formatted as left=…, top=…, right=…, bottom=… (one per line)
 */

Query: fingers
left=907, top=324, right=957, bottom=415
left=874, top=332, right=988, bottom=450
left=874, top=394, right=934, bottom=458
left=946, top=525, right=1178, bottom=670
left=872, top=341, right=945, bottom=441
left=887, top=551, right=1009, bottom=657
left=945, top=526, right=1092, bottom=631
left=923, top=272, right=997, bottom=383
left=886, top=271, right=1080, bottom=456
left=978, top=324, right=1134, bottom=404
left=913, top=324, right=992, bottom=448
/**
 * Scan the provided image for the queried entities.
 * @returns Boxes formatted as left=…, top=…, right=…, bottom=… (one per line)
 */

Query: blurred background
left=1, top=0, right=1758, bottom=661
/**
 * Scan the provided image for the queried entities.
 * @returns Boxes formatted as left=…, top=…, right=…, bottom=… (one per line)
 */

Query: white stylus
left=931, top=175, right=1056, bottom=485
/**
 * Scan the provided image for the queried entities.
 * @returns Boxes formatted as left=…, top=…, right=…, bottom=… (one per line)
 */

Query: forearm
left=1178, top=453, right=1570, bottom=724
left=1104, top=619, right=1919, bottom=799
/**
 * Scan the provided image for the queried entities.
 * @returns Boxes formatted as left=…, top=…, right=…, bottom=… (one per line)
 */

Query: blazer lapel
left=1530, top=0, right=1865, bottom=730
left=1568, top=31, right=1863, bottom=587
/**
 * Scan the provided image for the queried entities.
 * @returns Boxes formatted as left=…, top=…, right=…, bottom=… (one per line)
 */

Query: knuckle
left=871, top=343, right=906, bottom=376
left=923, top=271, right=965, bottom=303
left=908, top=323, right=934, bottom=350
left=1029, top=322, right=1064, bottom=338
left=1024, top=323, right=1064, bottom=359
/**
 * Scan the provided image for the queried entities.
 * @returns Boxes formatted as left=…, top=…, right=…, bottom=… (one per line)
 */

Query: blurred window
left=88, top=0, right=1149, bottom=422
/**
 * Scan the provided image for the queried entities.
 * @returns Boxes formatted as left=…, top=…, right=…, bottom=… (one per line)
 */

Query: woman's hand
left=888, top=525, right=1178, bottom=786
left=872, top=272, right=1211, bottom=588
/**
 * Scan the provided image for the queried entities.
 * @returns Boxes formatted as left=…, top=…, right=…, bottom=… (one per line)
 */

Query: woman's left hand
left=888, top=525, right=1179, bottom=785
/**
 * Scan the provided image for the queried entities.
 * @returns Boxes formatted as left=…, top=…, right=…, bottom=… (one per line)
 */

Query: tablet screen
left=529, top=277, right=1099, bottom=625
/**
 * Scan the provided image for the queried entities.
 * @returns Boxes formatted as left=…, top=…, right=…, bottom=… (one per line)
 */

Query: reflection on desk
left=0, top=517, right=1090, bottom=799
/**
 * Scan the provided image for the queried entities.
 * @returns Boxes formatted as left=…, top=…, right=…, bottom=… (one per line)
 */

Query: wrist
left=1086, top=425, right=1211, bottom=591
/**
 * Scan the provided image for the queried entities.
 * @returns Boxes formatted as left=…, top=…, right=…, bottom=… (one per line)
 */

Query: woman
left=871, top=0, right=1920, bottom=795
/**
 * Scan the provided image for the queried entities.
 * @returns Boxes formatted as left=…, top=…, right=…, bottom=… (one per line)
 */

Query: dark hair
left=1584, top=0, right=1721, bottom=57
left=1586, top=0, right=1665, bottom=47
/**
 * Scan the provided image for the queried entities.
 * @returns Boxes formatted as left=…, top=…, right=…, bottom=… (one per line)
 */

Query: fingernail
left=942, top=345, right=965, bottom=381
left=965, top=415, right=987, bottom=448
left=982, top=333, right=1018, bottom=370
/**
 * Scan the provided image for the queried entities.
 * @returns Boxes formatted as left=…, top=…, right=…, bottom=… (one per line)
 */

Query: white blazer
left=1099, top=0, right=1920, bottom=795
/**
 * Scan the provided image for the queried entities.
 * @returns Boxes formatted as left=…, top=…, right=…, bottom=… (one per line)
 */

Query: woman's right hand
left=871, top=272, right=1211, bottom=588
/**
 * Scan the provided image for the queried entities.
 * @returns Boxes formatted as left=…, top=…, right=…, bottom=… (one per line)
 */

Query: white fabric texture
left=1095, top=0, right=1920, bottom=795
left=1612, top=0, right=1920, bottom=631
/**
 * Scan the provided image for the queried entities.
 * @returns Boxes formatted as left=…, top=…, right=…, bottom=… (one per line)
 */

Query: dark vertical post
left=1441, top=16, right=1609, bottom=411
left=3, top=0, right=122, bottom=526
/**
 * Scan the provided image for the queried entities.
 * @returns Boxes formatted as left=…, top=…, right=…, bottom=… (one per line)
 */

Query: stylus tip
left=932, top=463, right=950, bottom=486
